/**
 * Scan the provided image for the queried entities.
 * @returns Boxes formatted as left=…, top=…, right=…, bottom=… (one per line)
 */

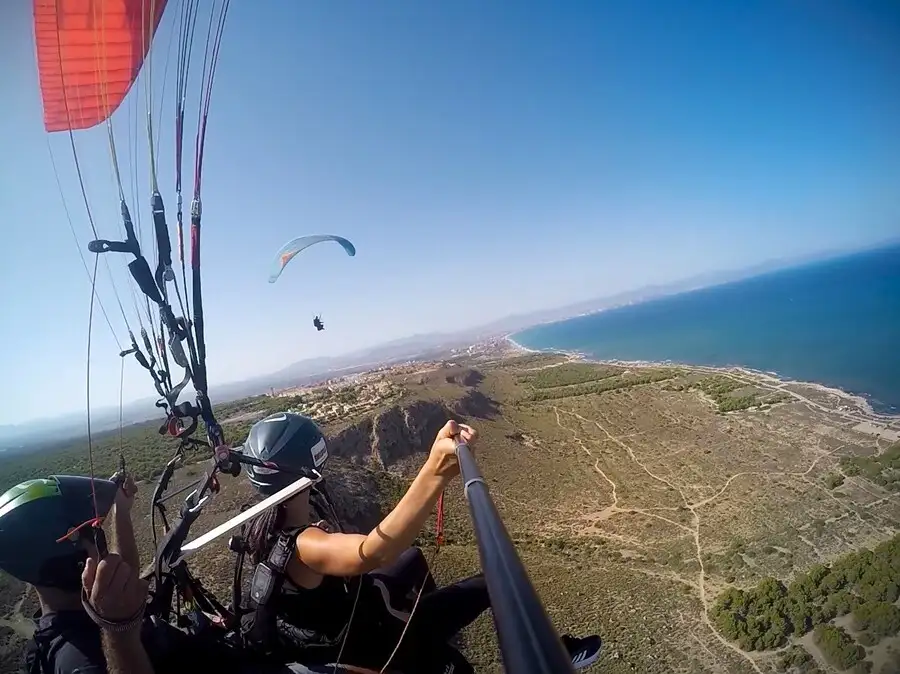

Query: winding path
left=554, top=405, right=768, bottom=673
left=551, top=394, right=899, bottom=672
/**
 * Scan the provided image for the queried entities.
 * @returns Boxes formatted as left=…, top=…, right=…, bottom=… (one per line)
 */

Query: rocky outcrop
left=306, top=398, right=463, bottom=534
left=326, top=417, right=375, bottom=461
left=454, top=389, right=501, bottom=419
left=445, top=368, right=484, bottom=387
left=314, top=466, right=387, bottom=533
left=327, top=400, right=457, bottom=473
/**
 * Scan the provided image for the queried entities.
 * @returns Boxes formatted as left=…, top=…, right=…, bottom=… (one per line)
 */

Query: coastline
left=502, top=336, right=900, bottom=427
left=504, top=334, right=540, bottom=354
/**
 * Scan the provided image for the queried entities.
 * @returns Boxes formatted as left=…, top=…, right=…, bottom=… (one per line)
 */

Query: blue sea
left=513, top=244, right=900, bottom=414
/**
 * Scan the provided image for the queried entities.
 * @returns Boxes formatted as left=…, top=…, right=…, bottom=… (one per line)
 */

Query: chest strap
left=245, top=522, right=347, bottom=654
left=249, top=528, right=297, bottom=607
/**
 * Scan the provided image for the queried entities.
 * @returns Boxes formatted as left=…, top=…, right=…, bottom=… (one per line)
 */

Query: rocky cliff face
left=319, top=374, right=493, bottom=530
left=317, top=399, right=458, bottom=531
left=445, top=368, right=484, bottom=387
left=327, top=399, right=457, bottom=473
left=312, top=467, right=387, bottom=533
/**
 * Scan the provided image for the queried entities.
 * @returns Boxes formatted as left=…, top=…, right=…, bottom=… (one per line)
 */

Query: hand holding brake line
left=111, top=474, right=138, bottom=515
left=82, top=551, right=148, bottom=631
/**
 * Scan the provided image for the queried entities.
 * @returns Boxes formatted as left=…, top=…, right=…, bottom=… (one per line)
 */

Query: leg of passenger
left=369, top=547, right=436, bottom=597
left=388, top=576, right=489, bottom=673
left=412, top=643, right=475, bottom=674
left=412, top=574, right=490, bottom=644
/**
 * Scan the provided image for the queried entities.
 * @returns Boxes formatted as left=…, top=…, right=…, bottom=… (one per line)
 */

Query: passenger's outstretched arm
left=297, top=421, right=477, bottom=576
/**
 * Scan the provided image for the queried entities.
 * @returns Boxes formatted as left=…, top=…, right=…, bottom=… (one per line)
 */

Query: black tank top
left=272, top=523, right=402, bottom=670
left=277, top=572, right=355, bottom=640
left=274, top=523, right=355, bottom=642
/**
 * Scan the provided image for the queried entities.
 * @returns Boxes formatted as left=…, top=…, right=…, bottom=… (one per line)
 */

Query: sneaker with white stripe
left=561, top=633, right=602, bottom=670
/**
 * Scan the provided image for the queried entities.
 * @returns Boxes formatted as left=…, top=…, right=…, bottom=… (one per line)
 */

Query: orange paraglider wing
left=33, top=0, right=168, bottom=132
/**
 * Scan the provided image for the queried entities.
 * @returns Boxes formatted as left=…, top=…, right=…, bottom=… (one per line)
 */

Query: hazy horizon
left=2, top=1, right=898, bottom=424
left=3, top=239, right=897, bottom=432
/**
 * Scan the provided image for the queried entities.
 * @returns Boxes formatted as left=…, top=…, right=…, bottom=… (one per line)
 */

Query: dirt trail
left=554, top=406, right=766, bottom=673
left=551, top=394, right=900, bottom=672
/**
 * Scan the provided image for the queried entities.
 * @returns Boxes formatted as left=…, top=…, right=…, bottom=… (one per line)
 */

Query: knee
left=400, top=547, right=428, bottom=573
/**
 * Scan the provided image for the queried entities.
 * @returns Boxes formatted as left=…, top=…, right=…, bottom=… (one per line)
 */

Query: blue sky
left=1, top=0, right=898, bottom=424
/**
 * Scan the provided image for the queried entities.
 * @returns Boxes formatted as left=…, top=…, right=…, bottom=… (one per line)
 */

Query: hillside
left=1, top=348, right=899, bottom=673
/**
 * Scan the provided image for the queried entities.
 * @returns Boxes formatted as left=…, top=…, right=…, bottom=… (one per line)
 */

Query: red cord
left=436, top=491, right=445, bottom=547
left=56, top=516, right=105, bottom=544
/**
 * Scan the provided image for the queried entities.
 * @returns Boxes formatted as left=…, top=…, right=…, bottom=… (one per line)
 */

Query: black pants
left=412, top=573, right=489, bottom=644
left=350, top=548, right=491, bottom=672
left=369, top=547, right=437, bottom=603
left=342, top=548, right=490, bottom=674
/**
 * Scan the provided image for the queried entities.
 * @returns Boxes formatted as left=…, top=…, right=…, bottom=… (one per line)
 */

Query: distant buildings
left=271, top=373, right=404, bottom=424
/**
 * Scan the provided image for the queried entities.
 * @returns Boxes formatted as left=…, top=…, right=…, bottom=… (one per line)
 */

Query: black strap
left=26, top=624, right=68, bottom=674
left=244, top=523, right=338, bottom=654
left=255, top=530, right=296, bottom=600
left=243, top=527, right=300, bottom=653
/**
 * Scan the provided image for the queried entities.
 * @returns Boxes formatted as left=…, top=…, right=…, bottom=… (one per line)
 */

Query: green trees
left=776, top=646, right=820, bottom=673
left=813, top=624, right=864, bottom=671
left=524, top=368, right=791, bottom=408
left=710, top=534, right=900, bottom=653
left=839, top=442, right=900, bottom=492
left=529, top=369, right=678, bottom=401
left=822, top=590, right=858, bottom=618
left=710, top=579, right=797, bottom=650
left=824, top=473, right=845, bottom=489
left=694, top=376, right=744, bottom=398
left=522, top=363, right=622, bottom=389
left=852, top=601, right=900, bottom=640
left=687, top=375, right=789, bottom=412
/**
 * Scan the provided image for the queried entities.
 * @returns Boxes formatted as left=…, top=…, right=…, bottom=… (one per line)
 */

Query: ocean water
left=513, top=244, right=900, bottom=414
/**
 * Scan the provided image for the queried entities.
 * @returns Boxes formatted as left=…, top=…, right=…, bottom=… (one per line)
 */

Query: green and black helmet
left=0, top=475, right=118, bottom=591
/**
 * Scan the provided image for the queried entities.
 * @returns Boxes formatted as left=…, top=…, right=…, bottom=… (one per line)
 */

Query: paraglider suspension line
left=85, top=255, right=101, bottom=522
left=119, top=358, right=125, bottom=454
left=46, top=141, right=121, bottom=350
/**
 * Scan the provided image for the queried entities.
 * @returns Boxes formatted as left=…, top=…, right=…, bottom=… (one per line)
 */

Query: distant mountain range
left=2, top=239, right=894, bottom=450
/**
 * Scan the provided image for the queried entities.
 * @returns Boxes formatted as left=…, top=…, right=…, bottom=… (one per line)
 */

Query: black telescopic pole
left=455, top=442, right=575, bottom=674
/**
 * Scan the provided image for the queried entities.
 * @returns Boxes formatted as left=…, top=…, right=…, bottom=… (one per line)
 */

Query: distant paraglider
left=267, top=234, right=356, bottom=284
left=313, top=315, right=325, bottom=331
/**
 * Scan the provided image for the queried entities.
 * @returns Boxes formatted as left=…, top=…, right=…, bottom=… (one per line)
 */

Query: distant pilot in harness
left=312, top=316, right=324, bottom=331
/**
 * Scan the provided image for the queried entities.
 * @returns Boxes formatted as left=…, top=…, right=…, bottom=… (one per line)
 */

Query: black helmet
left=243, top=413, right=328, bottom=495
left=0, top=475, right=118, bottom=591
